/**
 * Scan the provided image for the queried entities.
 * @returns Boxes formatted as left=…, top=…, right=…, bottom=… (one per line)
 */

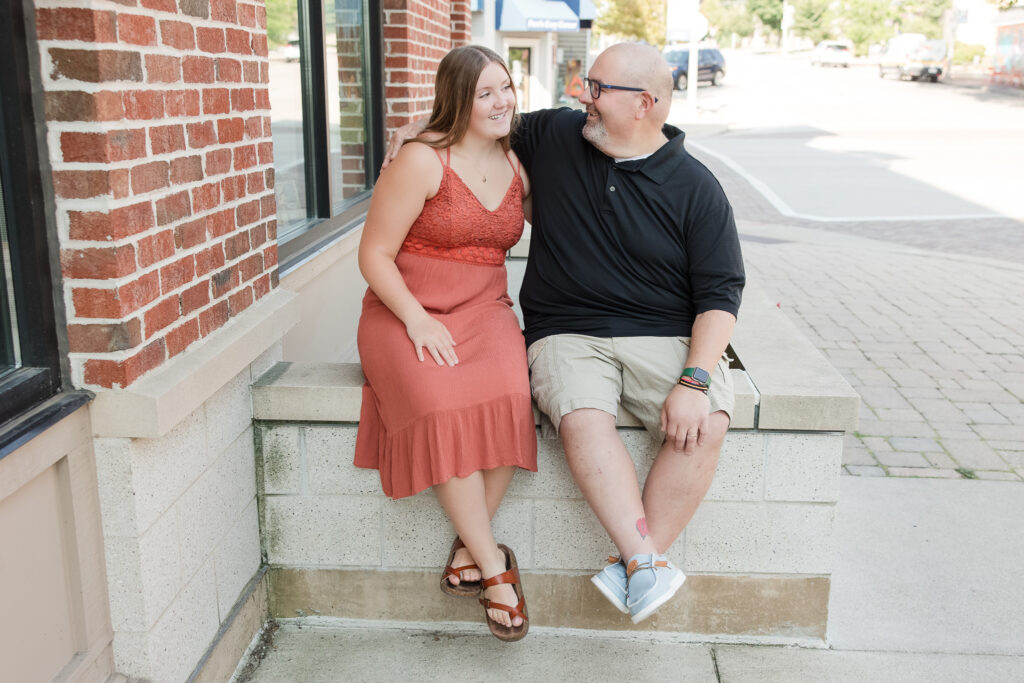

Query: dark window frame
left=278, top=0, right=385, bottom=272
left=0, top=0, right=90, bottom=458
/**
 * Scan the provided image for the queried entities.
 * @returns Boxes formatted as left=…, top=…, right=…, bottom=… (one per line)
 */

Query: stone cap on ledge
left=253, top=283, right=858, bottom=432
left=251, top=361, right=755, bottom=428
left=731, top=286, right=859, bottom=431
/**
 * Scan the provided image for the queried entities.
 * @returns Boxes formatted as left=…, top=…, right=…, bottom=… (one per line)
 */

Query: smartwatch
left=680, top=366, right=711, bottom=386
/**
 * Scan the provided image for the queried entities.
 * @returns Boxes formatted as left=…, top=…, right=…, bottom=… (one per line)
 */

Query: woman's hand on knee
left=405, top=312, right=458, bottom=366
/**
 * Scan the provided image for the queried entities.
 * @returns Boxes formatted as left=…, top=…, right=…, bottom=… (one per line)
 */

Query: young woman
left=354, top=46, right=536, bottom=642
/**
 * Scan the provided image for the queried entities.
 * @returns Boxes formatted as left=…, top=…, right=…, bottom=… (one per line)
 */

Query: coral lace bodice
left=400, top=150, right=525, bottom=266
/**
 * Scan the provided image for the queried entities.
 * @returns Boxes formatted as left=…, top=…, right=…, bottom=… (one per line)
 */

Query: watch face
left=692, top=367, right=710, bottom=383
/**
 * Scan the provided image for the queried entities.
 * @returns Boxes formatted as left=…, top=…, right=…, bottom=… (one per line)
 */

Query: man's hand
left=382, top=119, right=428, bottom=170
left=405, top=311, right=458, bottom=366
left=660, top=385, right=711, bottom=454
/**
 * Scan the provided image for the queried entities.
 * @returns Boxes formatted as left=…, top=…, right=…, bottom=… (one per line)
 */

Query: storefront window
left=326, top=0, right=372, bottom=212
left=266, top=0, right=381, bottom=264
left=0, top=167, right=19, bottom=373
left=0, top=1, right=67, bottom=446
left=267, top=5, right=308, bottom=230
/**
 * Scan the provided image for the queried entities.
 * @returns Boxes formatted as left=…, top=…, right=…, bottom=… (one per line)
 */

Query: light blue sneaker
left=625, top=553, right=686, bottom=624
left=590, top=556, right=628, bottom=614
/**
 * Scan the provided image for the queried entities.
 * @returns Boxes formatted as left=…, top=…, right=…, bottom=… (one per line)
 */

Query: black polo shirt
left=511, top=107, right=745, bottom=348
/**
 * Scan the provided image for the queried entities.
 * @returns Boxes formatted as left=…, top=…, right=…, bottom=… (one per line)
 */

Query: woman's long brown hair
left=411, top=45, right=520, bottom=151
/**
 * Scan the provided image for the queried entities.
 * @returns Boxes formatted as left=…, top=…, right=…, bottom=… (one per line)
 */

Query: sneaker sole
left=629, top=572, right=686, bottom=624
left=590, top=574, right=629, bottom=614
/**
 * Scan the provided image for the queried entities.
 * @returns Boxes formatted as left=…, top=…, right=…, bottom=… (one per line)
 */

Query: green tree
left=595, top=0, right=667, bottom=47
left=702, top=0, right=756, bottom=41
left=792, top=0, right=834, bottom=43
left=841, top=0, right=894, bottom=54
left=266, top=0, right=298, bottom=47
left=748, top=0, right=784, bottom=32
left=896, top=0, right=951, bottom=38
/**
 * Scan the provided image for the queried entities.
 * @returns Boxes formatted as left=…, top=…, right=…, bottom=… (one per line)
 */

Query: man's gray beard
left=582, top=116, right=609, bottom=150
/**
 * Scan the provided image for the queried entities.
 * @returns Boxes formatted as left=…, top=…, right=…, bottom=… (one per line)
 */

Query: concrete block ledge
left=91, top=289, right=300, bottom=438
left=730, top=285, right=860, bottom=432
left=249, top=276, right=856, bottom=643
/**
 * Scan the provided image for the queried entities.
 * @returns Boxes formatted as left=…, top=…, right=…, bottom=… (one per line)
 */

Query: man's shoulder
left=522, top=106, right=585, bottom=133
left=665, top=141, right=722, bottom=187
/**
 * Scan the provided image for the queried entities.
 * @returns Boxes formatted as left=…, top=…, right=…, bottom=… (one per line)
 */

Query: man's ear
left=635, top=91, right=658, bottom=119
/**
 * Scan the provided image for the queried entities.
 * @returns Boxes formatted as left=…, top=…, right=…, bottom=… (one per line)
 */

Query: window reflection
left=265, top=0, right=375, bottom=249
left=267, top=1, right=308, bottom=231
left=0, top=163, right=19, bottom=371
left=326, top=0, right=371, bottom=212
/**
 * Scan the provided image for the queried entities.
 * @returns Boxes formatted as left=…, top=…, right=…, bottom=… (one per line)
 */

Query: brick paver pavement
left=695, top=151, right=1024, bottom=481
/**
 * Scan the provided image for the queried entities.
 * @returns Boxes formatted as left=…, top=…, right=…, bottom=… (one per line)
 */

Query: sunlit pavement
left=669, top=50, right=1024, bottom=483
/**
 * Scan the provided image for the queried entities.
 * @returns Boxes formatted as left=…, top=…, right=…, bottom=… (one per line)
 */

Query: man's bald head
left=597, top=43, right=673, bottom=111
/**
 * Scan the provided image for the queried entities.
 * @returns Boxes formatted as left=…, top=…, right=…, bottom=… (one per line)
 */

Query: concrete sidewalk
left=237, top=476, right=1024, bottom=681
left=689, top=130, right=1024, bottom=483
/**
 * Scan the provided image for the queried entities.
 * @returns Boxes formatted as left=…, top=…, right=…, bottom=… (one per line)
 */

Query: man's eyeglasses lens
left=583, top=78, right=654, bottom=102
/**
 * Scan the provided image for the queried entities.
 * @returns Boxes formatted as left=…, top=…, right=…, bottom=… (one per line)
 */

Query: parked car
left=280, top=38, right=300, bottom=63
left=879, top=35, right=946, bottom=82
left=663, top=47, right=726, bottom=89
left=810, top=41, right=852, bottom=68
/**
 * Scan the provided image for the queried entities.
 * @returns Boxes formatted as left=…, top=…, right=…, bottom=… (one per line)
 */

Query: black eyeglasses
left=584, top=78, right=658, bottom=103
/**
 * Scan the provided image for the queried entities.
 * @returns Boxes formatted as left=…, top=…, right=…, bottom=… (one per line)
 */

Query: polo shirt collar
left=609, top=124, right=687, bottom=184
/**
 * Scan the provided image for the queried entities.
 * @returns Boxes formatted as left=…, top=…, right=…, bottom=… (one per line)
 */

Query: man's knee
left=559, top=407, right=617, bottom=438
left=705, top=410, right=730, bottom=444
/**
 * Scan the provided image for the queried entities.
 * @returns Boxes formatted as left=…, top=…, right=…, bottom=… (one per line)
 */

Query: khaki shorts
left=526, top=333, right=735, bottom=438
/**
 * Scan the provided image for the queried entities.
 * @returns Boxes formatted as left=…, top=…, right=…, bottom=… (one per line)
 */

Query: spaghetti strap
left=435, top=148, right=450, bottom=167
left=503, top=150, right=520, bottom=176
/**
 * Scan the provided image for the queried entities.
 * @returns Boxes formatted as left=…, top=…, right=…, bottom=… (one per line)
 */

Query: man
left=385, top=43, right=744, bottom=624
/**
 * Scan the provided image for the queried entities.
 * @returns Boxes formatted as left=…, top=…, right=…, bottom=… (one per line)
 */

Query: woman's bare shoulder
left=379, top=139, right=444, bottom=198
left=393, top=138, right=445, bottom=171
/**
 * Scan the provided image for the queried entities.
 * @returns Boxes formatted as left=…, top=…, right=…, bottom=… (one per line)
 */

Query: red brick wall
left=37, top=0, right=278, bottom=389
left=381, top=0, right=464, bottom=133
left=450, top=0, right=471, bottom=46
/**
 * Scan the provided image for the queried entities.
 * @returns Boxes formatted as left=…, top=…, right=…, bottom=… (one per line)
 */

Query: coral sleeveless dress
left=354, top=149, right=538, bottom=499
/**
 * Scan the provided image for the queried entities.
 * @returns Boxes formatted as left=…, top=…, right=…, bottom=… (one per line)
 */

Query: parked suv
left=663, top=47, right=726, bottom=89
left=879, top=35, right=946, bottom=82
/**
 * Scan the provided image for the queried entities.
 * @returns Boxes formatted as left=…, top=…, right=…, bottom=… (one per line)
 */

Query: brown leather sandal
left=478, top=544, right=528, bottom=642
left=440, top=536, right=482, bottom=598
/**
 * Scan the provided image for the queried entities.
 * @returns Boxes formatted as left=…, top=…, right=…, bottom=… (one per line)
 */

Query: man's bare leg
left=560, top=408, right=658, bottom=559
left=642, top=411, right=730, bottom=554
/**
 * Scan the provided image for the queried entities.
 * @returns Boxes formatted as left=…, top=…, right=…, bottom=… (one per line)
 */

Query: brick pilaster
left=450, top=0, right=471, bottom=46
left=381, top=0, right=455, bottom=134
left=37, top=0, right=278, bottom=389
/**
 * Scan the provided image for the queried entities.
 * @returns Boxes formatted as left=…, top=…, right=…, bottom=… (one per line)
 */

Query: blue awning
left=562, top=0, right=597, bottom=20
left=497, top=0, right=580, bottom=32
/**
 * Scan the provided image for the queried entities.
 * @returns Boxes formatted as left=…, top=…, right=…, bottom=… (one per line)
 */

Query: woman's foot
left=446, top=545, right=482, bottom=586
left=478, top=544, right=528, bottom=641
left=482, top=581, right=523, bottom=628
left=440, top=537, right=483, bottom=598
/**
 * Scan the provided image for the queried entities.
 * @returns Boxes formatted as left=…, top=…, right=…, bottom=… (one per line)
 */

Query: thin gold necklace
left=454, top=145, right=497, bottom=183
